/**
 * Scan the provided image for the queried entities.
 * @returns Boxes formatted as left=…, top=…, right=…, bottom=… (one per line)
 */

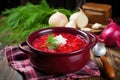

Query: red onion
left=98, top=19, right=120, bottom=47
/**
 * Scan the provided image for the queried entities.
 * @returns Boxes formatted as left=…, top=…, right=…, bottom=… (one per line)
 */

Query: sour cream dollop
left=54, top=35, right=67, bottom=45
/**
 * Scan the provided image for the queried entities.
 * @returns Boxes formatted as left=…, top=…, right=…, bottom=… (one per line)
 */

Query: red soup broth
left=32, top=33, right=87, bottom=54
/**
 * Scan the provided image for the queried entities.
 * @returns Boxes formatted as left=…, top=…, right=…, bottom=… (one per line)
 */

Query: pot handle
left=18, top=42, right=33, bottom=55
left=87, top=33, right=98, bottom=48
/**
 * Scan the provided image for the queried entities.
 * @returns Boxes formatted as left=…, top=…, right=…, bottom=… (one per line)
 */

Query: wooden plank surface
left=2, top=45, right=120, bottom=80
left=0, top=49, right=23, bottom=80
left=91, top=46, right=120, bottom=80
left=1, top=37, right=120, bottom=80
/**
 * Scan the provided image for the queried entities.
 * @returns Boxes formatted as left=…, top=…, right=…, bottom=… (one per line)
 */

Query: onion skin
left=99, top=19, right=120, bottom=47
left=48, top=11, right=68, bottom=27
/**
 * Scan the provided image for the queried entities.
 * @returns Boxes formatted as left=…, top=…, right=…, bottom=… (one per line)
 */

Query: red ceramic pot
left=19, top=27, right=97, bottom=74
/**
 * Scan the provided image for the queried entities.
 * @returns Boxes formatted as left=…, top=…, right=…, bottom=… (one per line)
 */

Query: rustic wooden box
left=82, top=3, right=112, bottom=24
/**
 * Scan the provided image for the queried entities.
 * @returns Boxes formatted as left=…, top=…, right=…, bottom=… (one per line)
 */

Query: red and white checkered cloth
left=4, top=46, right=100, bottom=80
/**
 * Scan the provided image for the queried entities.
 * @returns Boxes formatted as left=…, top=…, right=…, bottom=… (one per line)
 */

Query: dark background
left=0, top=0, right=120, bottom=17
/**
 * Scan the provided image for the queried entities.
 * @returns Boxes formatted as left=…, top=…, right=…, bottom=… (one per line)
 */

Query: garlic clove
left=48, top=11, right=68, bottom=27
left=81, top=27, right=92, bottom=32
left=65, top=20, right=76, bottom=28
left=92, top=23, right=103, bottom=29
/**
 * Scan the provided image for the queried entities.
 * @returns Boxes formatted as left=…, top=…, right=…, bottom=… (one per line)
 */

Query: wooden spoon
left=93, top=42, right=115, bottom=80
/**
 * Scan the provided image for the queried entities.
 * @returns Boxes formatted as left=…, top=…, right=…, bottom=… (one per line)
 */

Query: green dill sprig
left=42, top=34, right=60, bottom=50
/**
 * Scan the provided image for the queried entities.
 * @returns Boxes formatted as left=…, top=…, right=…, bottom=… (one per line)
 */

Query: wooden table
left=91, top=46, right=120, bottom=80
left=1, top=44, right=120, bottom=80
left=0, top=48, right=23, bottom=80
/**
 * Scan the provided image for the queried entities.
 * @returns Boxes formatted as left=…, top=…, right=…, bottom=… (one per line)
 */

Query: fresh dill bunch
left=0, top=0, right=74, bottom=46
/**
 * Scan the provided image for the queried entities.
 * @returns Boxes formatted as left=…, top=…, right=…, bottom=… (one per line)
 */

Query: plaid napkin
left=4, top=46, right=100, bottom=80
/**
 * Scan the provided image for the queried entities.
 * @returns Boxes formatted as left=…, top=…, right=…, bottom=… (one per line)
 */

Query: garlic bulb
left=69, top=12, right=79, bottom=21
left=69, top=9, right=88, bottom=28
left=48, top=11, right=68, bottom=27
left=65, top=20, right=76, bottom=28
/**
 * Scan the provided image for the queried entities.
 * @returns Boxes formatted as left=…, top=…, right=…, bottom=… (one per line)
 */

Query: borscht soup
left=32, top=33, right=87, bottom=53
